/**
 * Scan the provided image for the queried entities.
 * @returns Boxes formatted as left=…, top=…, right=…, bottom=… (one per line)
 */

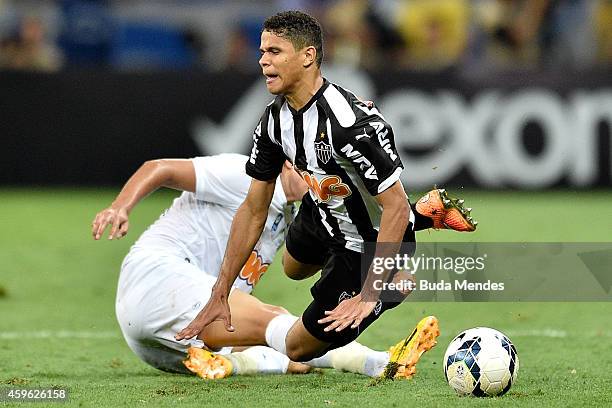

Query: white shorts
left=115, top=248, right=232, bottom=373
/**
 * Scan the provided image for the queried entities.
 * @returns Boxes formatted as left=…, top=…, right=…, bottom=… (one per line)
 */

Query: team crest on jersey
left=314, top=140, right=332, bottom=164
left=239, top=250, right=269, bottom=287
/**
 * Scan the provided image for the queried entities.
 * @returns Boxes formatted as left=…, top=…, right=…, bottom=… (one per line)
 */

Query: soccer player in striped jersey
left=93, top=154, right=467, bottom=379
left=176, top=11, right=475, bottom=378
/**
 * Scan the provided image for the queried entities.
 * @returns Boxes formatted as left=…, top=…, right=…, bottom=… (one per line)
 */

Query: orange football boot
left=416, top=188, right=477, bottom=232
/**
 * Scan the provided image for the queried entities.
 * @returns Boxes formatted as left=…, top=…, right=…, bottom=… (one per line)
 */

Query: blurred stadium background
left=1, top=1, right=611, bottom=407
left=1, top=0, right=611, bottom=189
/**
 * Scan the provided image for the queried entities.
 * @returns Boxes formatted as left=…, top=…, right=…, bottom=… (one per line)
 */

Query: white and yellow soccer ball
left=443, top=327, right=519, bottom=397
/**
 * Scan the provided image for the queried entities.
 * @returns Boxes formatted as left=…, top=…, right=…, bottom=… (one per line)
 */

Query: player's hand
left=317, top=293, right=377, bottom=332
left=175, top=292, right=234, bottom=341
left=92, top=207, right=130, bottom=240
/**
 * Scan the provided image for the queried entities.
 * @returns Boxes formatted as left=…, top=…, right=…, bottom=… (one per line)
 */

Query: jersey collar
left=287, top=77, right=330, bottom=116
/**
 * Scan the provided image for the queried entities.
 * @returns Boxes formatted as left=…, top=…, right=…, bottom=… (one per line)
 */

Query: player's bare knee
left=283, top=251, right=319, bottom=281
left=284, top=266, right=308, bottom=281
left=285, top=342, right=320, bottom=362
left=284, top=262, right=320, bottom=281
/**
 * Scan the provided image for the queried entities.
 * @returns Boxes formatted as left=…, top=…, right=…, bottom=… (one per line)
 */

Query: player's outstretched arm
left=91, top=159, right=196, bottom=240
left=318, top=181, right=409, bottom=332
left=362, top=180, right=410, bottom=295
left=175, top=178, right=276, bottom=340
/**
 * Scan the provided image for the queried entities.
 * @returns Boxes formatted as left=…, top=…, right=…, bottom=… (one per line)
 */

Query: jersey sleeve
left=193, top=154, right=251, bottom=209
left=338, top=116, right=404, bottom=196
left=245, top=108, right=286, bottom=181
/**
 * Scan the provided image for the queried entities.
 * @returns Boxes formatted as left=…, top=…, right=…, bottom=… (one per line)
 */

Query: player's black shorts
left=284, top=193, right=332, bottom=266
left=286, top=193, right=416, bottom=348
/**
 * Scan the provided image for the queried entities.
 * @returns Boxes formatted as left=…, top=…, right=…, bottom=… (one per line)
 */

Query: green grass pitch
left=1, top=188, right=611, bottom=407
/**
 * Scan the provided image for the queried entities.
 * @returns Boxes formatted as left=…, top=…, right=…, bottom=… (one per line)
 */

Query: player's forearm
left=110, top=160, right=175, bottom=214
left=377, top=199, right=409, bottom=243
left=361, top=197, right=409, bottom=298
left=213, top=199, right=269, bottom=295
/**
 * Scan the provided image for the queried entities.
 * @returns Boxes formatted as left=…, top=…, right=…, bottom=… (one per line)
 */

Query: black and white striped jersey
left=245, top=79, right=405, bottom=253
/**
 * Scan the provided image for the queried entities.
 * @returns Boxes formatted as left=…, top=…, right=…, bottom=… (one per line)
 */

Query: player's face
left=259, top=30, right=304, bottom=95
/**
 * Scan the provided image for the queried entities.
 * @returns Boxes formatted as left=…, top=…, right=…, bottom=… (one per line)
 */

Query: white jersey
left=131, top=153, right=295, bottom=293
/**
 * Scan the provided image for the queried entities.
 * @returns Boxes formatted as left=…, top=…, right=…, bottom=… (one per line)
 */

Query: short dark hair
left=263, top=10, right=323, bottom=67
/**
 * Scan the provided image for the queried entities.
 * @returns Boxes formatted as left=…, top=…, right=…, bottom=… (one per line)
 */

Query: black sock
left=410, top=202, right=434, bottom=231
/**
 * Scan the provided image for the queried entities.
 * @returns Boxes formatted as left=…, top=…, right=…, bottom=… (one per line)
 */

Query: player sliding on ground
left=92, top=154, right=475, bottom=379
left=174, top=11, right=476, bottom=380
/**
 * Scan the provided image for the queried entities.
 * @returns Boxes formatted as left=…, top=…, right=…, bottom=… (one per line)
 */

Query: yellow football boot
left=382, top=315, right=440, bottom=379
left=183, top=347, right=233, bottom=379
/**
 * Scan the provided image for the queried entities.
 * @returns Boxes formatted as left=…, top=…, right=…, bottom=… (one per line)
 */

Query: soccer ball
left=443, top=327, right=519, bottom=397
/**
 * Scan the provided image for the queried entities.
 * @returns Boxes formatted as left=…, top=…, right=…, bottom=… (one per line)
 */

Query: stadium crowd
left=1, top=0, right=611, bottom=73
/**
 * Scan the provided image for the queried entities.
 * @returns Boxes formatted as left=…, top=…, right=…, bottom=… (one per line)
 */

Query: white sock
left=305, top=353, right=332, bottom=368
left=226, top=346, right=290, bottom=375
left=264, top=314, right=298, bottom=355
left=363, top=349, right=390, bottom=377
left=264, top=315, right=389, bottom=377
left=307, top=342, right=390, bottom=377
